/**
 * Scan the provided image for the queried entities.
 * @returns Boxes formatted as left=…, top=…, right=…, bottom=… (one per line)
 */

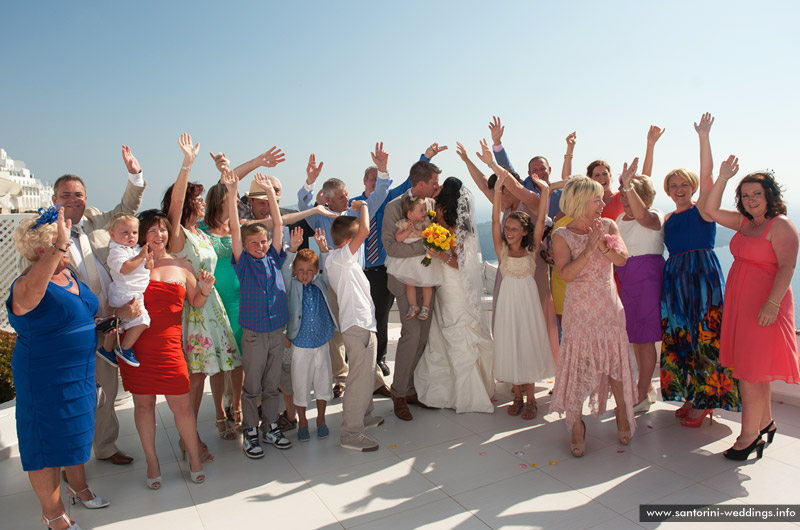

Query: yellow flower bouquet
left=421, top=223, right=454, bottom=266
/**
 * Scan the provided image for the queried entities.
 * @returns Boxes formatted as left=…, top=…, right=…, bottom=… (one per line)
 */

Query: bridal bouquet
left=421, top=223, right=454, bottom=266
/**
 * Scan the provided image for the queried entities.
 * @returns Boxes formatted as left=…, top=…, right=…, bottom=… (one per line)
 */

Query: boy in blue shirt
left=282, top=227, right=337, bottom=441
left=224, top=171, right=292, bottom=459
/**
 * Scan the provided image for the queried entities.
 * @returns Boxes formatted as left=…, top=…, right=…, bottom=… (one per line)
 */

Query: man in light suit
left=53, top=145, right=146, bottom=465
left=381, top=159, right=441, bottom=421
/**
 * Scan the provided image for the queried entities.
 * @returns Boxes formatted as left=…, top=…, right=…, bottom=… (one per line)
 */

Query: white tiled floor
left=2, top=327, right=799, bottom=529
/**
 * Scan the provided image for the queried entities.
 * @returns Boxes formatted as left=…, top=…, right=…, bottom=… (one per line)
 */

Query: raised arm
left=488, top=116, right=514, bottom=172
left=185, top=266, right=216, bottom=308
left=642, top=125, right=665, bottom=177
left=168, top=133, right=200, bottom=254
left=298, top=153, right=324, bottom=212
left=491, top=170, right=506, bottom=259
left=530, top=176, right=550, bottom=250
left=90, top=145, right=146, bottom=229
left=253, top=173, right=283, bottom=251
left=477, top=139, right=541, bottom=211
left=561, top=132, right=576, bottom=181
left=365, top=142, right=392, bottom=217
left=703, top=155, right=743, bottom=230
left=12, top=208, right=72, bottom=316
left=695, top=112, right=715, bottom=221
left=349, top=200, right=370, bottom=254
left=456, top=142, right=492, bottom=202
left=230, top=147, right=286, bottom=181
left=222, top=170, right=243, bottom=263
left=620, top=157, right=661, bottom=231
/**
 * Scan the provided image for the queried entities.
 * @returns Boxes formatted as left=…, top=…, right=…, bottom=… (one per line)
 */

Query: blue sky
left=2, top=1, right=798, bottom=220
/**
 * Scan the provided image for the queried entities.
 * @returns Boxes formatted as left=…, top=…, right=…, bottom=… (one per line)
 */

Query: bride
left=414, top=177, right=495, bottom=413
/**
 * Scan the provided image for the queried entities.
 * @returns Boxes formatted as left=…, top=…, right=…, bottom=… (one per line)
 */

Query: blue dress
left=6, top=271, right=99, bottom=471
left=660, top=206, right=740, bottom=410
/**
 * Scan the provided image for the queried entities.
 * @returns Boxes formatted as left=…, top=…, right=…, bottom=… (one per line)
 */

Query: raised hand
left=256, top=146, right=286, bottom=168
left=476, top=139, right=494, bottom=166
left=424, top=142, right=448, bottom=159
left=455, top=142, right=470, bottom=163
left=314, top=228, right=329, bottom=253
left=620, top=157, right=639, bottom=189
left=221, top=169, right=238, bottom=193
left=719, top=155, right=739, bottom=181
left=121, top=145, right=142, bottom=174
left=350, top=199, right=366, bottom=211
left=565, top=131, right=577, bottom=148
left=209, top=152, right=230, bottom=173
left=198, top=269, right=216, bottom=292
left=488, top=116, right=504, bottom=146
left=253, top=173, right=274, bottom=193
left=143, top=244, right=155, bottom=270
left=288, top=226, right=303, bottom=251
left=370, top=142, right=389, bottom=173
left=694, top=112, right=714, bottom=136
left=178, top=133, right=200, bottom=163
left=55, top=206, right=71, bottom=249
left=313, top=204, right=338, bottom=218
left=647, top=125, right=665, bottom=145
left=306, top=153, right=324, bottom=184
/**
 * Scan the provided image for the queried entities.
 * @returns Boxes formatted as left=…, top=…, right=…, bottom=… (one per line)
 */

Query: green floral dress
left=199, top=223, right=242, bottom=349
left=177, top=226, right=242, bottom=375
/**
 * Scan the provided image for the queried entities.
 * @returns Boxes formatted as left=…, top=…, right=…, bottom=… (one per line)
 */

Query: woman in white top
left=615, top=158, right=665, bottom=412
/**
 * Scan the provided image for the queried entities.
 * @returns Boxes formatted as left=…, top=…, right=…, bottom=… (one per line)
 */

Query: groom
left=382, top=159, right=441, bottom=421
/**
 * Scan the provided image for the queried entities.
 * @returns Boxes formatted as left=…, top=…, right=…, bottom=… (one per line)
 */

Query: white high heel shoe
left=67, top=486, right=110, bottom=509
left=42, top=513, right=82, bottom=529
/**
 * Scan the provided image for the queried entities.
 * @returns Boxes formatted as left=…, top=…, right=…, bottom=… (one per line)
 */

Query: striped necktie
left=366, top=215, right=379, bottom=264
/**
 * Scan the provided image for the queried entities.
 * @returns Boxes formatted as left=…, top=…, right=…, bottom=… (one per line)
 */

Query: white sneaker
left=242, top=427, right=264, bottom=459
left=261, top=422, right=292, bottom=449
left=341, top=433, right=379, bottom=452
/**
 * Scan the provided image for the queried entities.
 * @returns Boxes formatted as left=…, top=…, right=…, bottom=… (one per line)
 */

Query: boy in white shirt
left=326, top=201, right=384, bottom=452
left=99, top=214, right=151, bottom=367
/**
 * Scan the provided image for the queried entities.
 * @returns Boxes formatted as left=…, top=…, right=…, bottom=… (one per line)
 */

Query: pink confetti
left=617, top=450, right=625, bottom=453
left=778, top=401, right=784, bottom=404
left=479, top=452, right=487, bottom=456
left=514, top=451, right=524, bottom=456
left=647, top=425, right=654, bottom=429
left=491, top=399, right=498, bottom=402
left=519, top=464, right=528, bottom=468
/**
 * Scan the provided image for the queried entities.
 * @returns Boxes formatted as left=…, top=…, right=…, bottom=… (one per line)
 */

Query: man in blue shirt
left=351, top=143, right=446, bottom=377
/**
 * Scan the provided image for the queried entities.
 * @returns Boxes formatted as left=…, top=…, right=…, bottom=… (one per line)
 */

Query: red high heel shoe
left=680, top=409, right=714, bottom=428
left=675, top=402, right=693, bottom=419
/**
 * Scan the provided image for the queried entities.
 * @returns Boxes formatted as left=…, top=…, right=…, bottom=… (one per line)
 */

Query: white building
left=0, top=148, right=52, bottom=213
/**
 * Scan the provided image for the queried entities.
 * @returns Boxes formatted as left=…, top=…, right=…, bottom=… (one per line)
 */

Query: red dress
left=720, top=216, right=800, bottom=384
left=119, top=281, right=190, bottom=395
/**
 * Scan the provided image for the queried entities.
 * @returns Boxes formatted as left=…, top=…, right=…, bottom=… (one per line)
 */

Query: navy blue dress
left=7, top=271, right=98, bottom=471
left=660, top=205, right=740, bottom=411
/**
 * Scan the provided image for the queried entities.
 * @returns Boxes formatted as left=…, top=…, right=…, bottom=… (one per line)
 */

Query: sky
left=2, top=1, right=799, bottom=221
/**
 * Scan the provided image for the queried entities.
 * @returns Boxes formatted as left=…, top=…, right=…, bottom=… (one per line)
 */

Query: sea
left=475, top=222, right=800, bottom=328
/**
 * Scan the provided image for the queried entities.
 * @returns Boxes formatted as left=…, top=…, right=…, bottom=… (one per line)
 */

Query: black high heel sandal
left=760, top=420, right=777, bottom=444
left=723, top=436, right=765, bottom=461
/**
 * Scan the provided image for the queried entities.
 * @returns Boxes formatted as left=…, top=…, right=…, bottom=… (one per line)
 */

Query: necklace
left=60, top=272, right=74, bottom=289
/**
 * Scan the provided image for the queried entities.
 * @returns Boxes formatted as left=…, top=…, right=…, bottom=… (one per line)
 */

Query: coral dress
left=549, top=219, right=637, bottom=433
left=660, top=206, right=740, bottom=410
left=177, top=227, right=241, bottom=375
left=720, top=216, right=800, bottom=383
left=119, top=281, right=190, bottom=395
left=7, top=272, right=98, bottom=471
left=493, top=244, right=555, bottom=385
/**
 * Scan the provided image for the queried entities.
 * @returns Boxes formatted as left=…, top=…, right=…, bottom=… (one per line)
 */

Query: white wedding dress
left=413, top=187, right=495, bottom=414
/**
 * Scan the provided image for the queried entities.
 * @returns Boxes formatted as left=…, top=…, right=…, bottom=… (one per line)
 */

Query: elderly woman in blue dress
left=8, top=207, right=108, bottom=530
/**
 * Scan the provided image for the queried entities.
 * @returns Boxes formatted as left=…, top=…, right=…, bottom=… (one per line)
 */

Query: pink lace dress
left=549, top=219, right=637, bottom=433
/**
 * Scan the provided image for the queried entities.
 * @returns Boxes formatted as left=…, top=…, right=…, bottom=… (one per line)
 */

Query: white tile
left=350, top=498, right=489, bottom=529
left=454, top=472, right=619, bottom=530
left=368, top=409, right=474, bottom=454
left=765, top=439, right=800, bottom=469
left=622, top=483, right=745, bottom=530
left=588, top=515, right=646, bottom=530
left=306, top=457, right=446, bottom=528
left=702, top=456, right=800, bottom=504
left=399, top=434, right=531, bottom=496
left=0, top=488, right=54, bottom=530
left=541, top=445, right=694, bottom=514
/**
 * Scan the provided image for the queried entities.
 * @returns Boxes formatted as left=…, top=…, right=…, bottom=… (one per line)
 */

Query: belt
left=364, top=265, right=386, bottom=272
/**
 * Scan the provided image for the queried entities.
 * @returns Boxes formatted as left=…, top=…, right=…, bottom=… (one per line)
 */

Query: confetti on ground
left=549, top=461, right=558, bottom=465
left=617, top=450, right=625, bottom=453
left=389, top=409, right=394, bottom=413
left=519, top=464, right=528, bottom=468
left=479, top=452, right=487, bottom=456
left=531, top=464, right=538, bottom=467
left=779, top=401, right=784, bottom=404
left=491, top=399, right=498, bottom=402
left=662, top=454, right=667, bottom=458
left=389, top=445, right=398, bottom=449
left=524, top=444, right=531, bottom=448
left=547, top=380, right=553, bottom=383
left=647, top=425, right=653, bottom=429
left=514, top=451, right=524, bottom=456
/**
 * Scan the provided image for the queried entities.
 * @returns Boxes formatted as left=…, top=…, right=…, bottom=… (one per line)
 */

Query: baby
left=99, top=214, right=151, bottom=367
left=385, top=196, right=441, bottom=320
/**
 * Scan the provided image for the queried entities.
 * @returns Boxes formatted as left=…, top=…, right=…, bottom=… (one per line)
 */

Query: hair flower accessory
left=30, top=204, right=62, bottom=231
left=604, top=234, right=624, bottom=253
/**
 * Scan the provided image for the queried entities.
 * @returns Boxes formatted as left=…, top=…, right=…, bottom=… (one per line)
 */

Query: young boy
left=98, top=214, right=151, bottom=367
left=224, top=171, right=292, bottom=459
left=282, top=227, right=337, bottom=441
left=326, top=201, right=384, bottom=451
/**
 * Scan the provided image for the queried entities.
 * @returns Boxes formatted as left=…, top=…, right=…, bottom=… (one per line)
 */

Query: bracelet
left=767, top=299, right=781, bottom=308
left=564, top=154, right=574, bottom=159
left=51, top=243, right=68, bottom=253
left=200, top=289, right=211, bottom=297
left=181, top=165, right=191, bottom=171
left=621, top=186, right=632, bottom=193
left=445, top=254, right=454, bottom=265
left=601, top=248, right=610, bottom=254
left=486, top=161, right=496, bottom=169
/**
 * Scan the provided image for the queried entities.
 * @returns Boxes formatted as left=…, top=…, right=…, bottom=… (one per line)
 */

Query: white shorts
left=108, top=290, right=150, bottom=330
left=291, top=344, right=334, bottom=408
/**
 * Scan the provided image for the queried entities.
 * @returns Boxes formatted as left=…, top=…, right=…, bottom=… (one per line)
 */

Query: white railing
left=0, top=214, right=29, bottom=332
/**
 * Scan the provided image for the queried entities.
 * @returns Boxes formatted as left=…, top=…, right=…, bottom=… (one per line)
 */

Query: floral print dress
left=660, top=206, right=740, bottom=410
left=177, top=226, right=242, bottom=375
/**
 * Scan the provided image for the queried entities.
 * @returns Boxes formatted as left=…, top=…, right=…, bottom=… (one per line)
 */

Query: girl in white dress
left=491, top=166, right=556, bottom=420
left=385, top=196, right=442, bottom=320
